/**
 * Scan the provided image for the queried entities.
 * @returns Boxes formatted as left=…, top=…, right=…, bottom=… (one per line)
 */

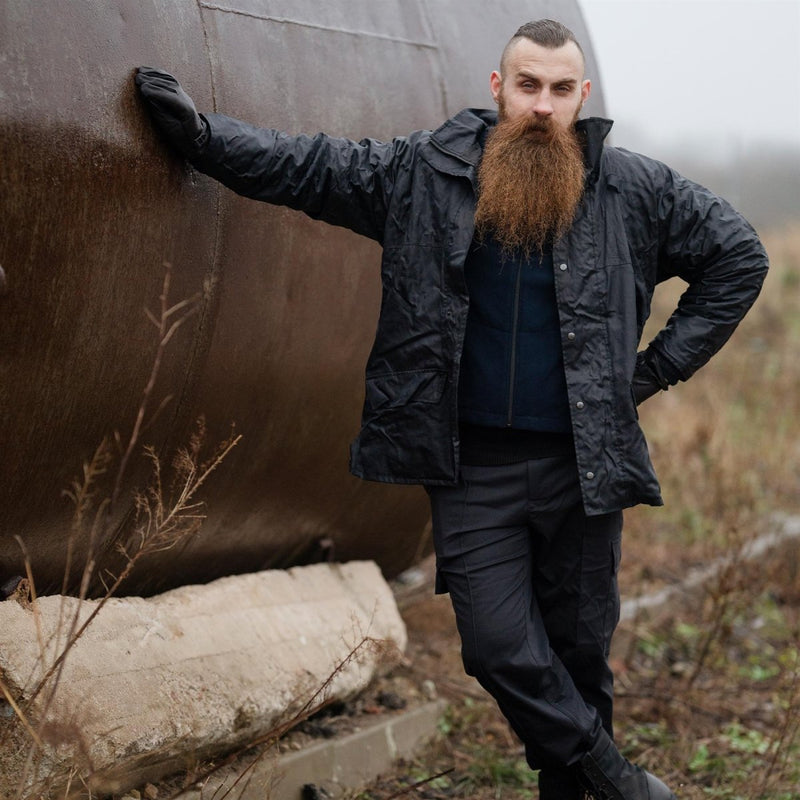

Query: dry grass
left=623, top=222, right=800, bottom=586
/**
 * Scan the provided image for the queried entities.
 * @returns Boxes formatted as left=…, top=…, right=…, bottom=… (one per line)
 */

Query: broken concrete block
left=0, top=561, right=406, bottom=797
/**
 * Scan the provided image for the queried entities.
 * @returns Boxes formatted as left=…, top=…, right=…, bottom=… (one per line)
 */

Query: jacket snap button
left=559, top=263, right=568, bottom=271
left=567, top=331, right=576, bottom=340
left=586, top=471, right=595, bottom=480
left=576, top=400, right=585, bottom=409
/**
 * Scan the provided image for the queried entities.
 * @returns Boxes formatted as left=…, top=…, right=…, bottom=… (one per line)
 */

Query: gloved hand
left=631, top=358, right=661, bottom=405
left=632, top=349, right=677, bottom=405
left=134, top=67, right=209, bottom=158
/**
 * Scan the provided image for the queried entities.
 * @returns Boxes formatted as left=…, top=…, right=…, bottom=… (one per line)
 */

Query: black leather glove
left=632, top=349, right=679, bottom=405
left=632, top=356, right=661, bottom=405
left=134, top=67, right=209, bottom=158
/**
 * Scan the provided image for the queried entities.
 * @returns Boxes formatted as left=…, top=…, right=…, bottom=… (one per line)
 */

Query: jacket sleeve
left=190, top=112, right=404, bottom=243
left=636, top=167, right=768, bottom=395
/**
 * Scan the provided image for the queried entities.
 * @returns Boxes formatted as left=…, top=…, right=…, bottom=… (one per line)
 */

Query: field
left=351, top=222, right=800, bottom=800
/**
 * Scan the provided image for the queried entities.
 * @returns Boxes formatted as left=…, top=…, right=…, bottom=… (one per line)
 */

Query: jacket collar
left=429, top=108, right=496, bottom=167
left=429, top=108, right=614, bottom=183
left=576, top=116, right=614, bottom=184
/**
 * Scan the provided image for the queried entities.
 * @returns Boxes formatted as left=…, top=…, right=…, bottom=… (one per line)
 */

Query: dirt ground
left=338, top=538, right=800, bottom=800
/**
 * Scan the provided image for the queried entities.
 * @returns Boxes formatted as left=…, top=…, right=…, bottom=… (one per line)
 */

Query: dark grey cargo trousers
left=428, top=455, right=623, bottom=771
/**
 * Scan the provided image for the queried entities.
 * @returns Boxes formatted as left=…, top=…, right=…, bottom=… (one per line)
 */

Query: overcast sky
left=578, top=0, right=800, bottom=160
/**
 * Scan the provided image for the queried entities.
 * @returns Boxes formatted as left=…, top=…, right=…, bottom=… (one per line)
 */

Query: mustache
left=502, top=113, right=560, bottom=142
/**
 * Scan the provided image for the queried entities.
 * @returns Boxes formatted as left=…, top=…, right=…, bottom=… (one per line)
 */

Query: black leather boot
left=577, top=730, right=677, bottom=799
left=538, top=766, right=585, bottom=799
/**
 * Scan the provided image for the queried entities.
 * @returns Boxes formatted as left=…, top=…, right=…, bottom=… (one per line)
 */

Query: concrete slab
left=174, top=700, right=447, bottom=800
left=0, top=561, right=406, bottom=797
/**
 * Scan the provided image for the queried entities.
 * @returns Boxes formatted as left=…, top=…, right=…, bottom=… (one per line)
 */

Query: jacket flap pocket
left=365, top=369, right=446, bottom=410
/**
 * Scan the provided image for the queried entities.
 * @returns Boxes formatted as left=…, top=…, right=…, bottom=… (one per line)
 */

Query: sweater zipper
left=506, top=262, right=523, bottom=427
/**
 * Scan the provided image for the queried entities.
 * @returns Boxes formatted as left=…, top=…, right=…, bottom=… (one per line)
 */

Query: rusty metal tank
left=0, top=1, right=606, bottom=595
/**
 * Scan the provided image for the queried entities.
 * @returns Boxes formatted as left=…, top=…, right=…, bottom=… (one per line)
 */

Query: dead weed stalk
left=0, top=264, right=240, bottom=799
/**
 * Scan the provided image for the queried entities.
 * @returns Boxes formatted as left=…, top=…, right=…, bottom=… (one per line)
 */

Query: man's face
left=490, top=38, right=590, bottom=132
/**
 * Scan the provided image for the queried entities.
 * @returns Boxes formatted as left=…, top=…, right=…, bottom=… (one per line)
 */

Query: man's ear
left=490, top=70, right=502, bottom=104
left=581, top=78, right=592, bottom=106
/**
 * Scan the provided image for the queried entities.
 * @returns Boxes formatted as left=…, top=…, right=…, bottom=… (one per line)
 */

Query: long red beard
left=474, top=111, right=585, bottom=256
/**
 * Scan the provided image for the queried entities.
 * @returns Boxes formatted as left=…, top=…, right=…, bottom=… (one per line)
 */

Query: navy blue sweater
left=458, top=234, right=571, bottom=433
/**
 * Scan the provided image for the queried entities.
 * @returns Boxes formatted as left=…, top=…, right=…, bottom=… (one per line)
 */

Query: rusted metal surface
left=0, top=1, right=605, bottom=595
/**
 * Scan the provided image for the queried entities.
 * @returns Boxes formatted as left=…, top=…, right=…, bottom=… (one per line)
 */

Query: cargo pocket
left=605, top=535, right=622, bottom=648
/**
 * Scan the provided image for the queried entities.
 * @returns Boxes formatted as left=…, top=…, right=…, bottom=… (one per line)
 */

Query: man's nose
left=533, top=91, right=553, bottom=116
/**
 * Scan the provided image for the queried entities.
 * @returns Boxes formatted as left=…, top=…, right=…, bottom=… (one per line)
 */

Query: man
left=135, top=19, right=767, bottom=800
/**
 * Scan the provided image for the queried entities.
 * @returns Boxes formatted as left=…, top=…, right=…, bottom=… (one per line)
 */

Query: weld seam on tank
left=197, top=0, right=219, bottom=111
left=198, top=3, right=439, bottom=49
left=416, top=0, right=450, bottom=124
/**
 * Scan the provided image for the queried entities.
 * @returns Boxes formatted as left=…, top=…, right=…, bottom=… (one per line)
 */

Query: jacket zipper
left=506, top=262, right=523, bottom=427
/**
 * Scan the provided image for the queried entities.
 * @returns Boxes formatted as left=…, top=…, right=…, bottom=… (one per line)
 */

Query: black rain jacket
left=193, top=108, right=768, bottom=515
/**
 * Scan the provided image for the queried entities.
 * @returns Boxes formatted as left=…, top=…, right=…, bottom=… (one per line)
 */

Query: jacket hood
left=430, top=108, right=614, bottom=182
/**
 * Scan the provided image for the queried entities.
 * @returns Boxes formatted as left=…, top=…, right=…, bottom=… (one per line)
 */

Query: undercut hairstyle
left=500, top=19, right=585, bottom=72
